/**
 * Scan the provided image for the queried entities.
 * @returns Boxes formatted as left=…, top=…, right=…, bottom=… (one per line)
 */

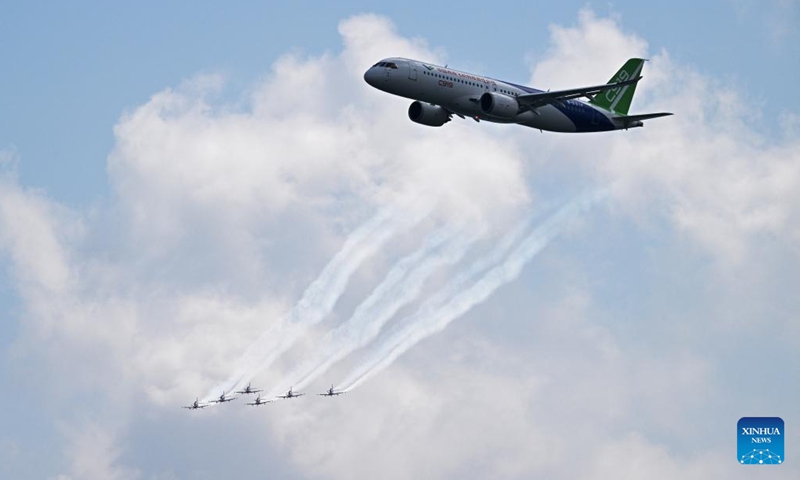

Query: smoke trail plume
left=264, top=225, right=480, bottom=397
left=340, top=191, right=604, bottom=391
left=203, top=205, right=425, bottom=401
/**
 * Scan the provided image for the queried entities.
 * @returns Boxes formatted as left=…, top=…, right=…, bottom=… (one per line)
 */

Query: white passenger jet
left=363, top=57, right=671, bottom=132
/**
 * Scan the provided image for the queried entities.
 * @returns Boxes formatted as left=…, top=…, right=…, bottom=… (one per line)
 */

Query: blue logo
left=738, top=417, right=784, bottom=465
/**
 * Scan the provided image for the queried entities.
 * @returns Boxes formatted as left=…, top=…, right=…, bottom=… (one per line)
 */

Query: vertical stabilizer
left=589, top=58, right=645, bottom=115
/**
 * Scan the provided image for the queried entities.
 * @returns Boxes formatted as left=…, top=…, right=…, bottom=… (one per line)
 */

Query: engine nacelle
left=479, top=92, right=520, bottom=119
left=408, top=101, right=451, bottom=127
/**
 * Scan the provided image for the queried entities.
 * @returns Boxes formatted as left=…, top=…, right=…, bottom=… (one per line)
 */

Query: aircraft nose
left=364, top=67, right=378, bottom=87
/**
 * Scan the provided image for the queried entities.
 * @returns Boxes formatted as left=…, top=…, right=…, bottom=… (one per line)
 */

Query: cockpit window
left=386, top=62, right=398, bottom=69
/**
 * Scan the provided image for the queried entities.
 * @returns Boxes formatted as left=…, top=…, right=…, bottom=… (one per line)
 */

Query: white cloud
left=108, top=20, right=528, bottom=273
left=517, top=9, right=800, bottom=266
left=530, top=8, right=648, bottom=88
left=0, top=11, right=533, bottom=478
left=0, top=170, right=74, bottom=305
left=605, top=62, right=800, bottom=264
left=57, top=422, right=139, bottom=480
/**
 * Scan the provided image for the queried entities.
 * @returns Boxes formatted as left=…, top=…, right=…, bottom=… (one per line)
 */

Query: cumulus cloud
left=600, top=56, right=800, bottom=264
left=520, top=7, right=800, bottom=266
left=54, top=422, right=140, bottom=480
left=529, top=8, right=648, bottom=88
left=0, top=11, right=533, bottom=478
left=0, top=8, right=798, bottom=480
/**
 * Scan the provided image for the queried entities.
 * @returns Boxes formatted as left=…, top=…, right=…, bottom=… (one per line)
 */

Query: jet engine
left=408, top=101, right=451, bottom=127
left=479, top=92, right=520, bottom=119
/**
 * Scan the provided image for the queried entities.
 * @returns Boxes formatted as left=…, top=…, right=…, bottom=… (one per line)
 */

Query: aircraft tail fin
left=589, top=58, right=646, bottom=115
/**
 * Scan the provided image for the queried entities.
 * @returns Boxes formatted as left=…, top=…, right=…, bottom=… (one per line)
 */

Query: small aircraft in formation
left=182, top=398, right=209, bottom=410
left=235, top=383, right=263, bottom=395
left=318, top=385, right=346, bottom=397
left=210, top=392, right=237, bottom=404
left=277, top=387, right=305, bottom=399
left=184, top=384, right=347, bottom=410
left=246, top=395, right=274, bottom=407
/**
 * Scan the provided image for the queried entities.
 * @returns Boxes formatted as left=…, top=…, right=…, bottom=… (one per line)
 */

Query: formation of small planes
left=182, top=383, right=345, bottom=410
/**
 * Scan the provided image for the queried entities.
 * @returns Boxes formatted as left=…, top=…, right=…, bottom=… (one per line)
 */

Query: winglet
left=589, top=58, right=646, bottom=115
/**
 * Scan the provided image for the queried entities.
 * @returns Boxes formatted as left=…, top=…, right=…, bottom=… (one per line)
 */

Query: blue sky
left=1, top=2, right=799, bottom=479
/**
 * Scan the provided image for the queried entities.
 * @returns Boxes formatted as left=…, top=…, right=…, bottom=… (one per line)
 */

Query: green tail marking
left=588, top=58, right=645, bottom=115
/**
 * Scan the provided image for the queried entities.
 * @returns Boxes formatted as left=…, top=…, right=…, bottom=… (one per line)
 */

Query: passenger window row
left=418, top=69, right=520, bottom=96
left=425, top=71, right=520, bottom=96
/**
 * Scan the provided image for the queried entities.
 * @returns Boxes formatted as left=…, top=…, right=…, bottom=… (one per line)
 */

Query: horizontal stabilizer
left=617, top=112, right=673, bottom=122
left=613, top=112, right=673, bottom=128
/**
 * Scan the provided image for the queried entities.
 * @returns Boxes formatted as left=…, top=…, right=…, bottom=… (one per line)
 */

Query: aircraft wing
left=517, top=76, right=641, bottom=109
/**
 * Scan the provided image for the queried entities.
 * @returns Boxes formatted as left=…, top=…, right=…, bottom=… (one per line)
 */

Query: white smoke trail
left=264, top=225, right=481, bottom=398
left=340, top=191, right=605, bottom=391
left=203, top=205, right=426, bottom=401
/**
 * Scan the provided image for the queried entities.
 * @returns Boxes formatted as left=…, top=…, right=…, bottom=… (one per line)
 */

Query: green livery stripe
left=589, top=58, right=645, bottom=115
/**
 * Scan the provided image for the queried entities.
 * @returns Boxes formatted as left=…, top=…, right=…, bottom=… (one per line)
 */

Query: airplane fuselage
left=364, top=57, right=626, bottom=133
